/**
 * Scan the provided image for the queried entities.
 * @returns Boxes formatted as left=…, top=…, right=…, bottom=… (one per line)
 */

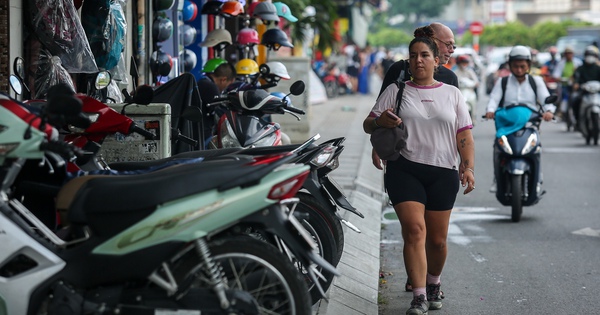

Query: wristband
left=465, top=167, right=475, bottom=175
left=373, top=117, right=381, bottom=128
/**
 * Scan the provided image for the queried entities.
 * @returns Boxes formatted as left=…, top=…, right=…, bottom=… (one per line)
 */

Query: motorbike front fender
left=504, top=158, right=530, bottom=175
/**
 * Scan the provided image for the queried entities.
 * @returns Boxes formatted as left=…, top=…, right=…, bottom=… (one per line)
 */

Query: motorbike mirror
left=132, top=85, right=154, bottom=105
left=289, top=80, right=305, bottom=96
left=181, top=106, right=203, bottom=122
left=13, top=57, right=25, bottom=80
left=259, top=63, right=270, bottom=76
left=94, top=71, right=112, bottom=90
left=544, top=95, right=558, bottom=104
left=9, top=74, right=23, bottom=96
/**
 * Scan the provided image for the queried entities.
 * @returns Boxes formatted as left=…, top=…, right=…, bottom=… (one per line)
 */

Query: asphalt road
left=379, top=95, right=600, bottom=314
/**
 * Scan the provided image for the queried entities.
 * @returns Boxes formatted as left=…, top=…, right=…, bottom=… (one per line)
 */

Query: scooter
left=0, top=92, right=337, bottom=315
left=489, top=95, right=557, bottom=222
left=578, top=80, right=600, bottom=145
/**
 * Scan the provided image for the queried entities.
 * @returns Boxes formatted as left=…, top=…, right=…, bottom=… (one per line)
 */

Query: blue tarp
left=495, top=106, right=534, bottom=138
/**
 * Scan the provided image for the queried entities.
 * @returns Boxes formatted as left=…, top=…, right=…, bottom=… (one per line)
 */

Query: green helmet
left=202, top=58, right=227, bottom=73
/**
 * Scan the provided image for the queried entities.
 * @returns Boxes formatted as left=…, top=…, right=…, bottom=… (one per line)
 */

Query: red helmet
left=220, top=1, right=244, bottom=18
left=237, top=27, right=259, bottom=46
left=457, top=55, right=470, bottom=64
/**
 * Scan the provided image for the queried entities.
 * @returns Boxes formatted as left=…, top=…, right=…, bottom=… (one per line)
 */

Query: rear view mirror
left=94, top=71, right=112, bottom=90
left=13, top=57, right=25, bottom=80
left=290, top=80, right=305, bottom=96
left=9, top=75, right=23, bottom=96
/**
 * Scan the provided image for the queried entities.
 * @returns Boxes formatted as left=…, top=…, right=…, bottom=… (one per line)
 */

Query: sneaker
left=489, top=181, right=497, bottom=193
left=406, top=294, right=428, bottom=315
left=426, top=283, right=444, bottom=310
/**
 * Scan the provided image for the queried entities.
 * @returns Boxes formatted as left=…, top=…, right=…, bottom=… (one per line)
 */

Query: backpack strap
left=498, top=74, right=539, bottom=108
left=397, top=59, right=410, bottom=83
left=394, top=81, right=406, bottom=116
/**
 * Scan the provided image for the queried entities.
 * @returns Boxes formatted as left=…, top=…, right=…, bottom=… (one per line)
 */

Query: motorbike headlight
left=497, top=135, right=513, bottom=155
left=219, top=120, right=241, bottom=148
left=253, top=132, right=278, bottom=147
left=0, top=143, right=19, bottom=155
left=521, top=133, right=538, bottom=155
left=326, top=156, right=340, bottom=171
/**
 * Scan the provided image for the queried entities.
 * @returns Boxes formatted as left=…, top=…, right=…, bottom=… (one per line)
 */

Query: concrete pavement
left=303, top=93, right=386, bottom=315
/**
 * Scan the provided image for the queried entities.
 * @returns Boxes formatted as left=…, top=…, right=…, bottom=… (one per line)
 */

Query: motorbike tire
left=295, top=199, right=338, bottom=304
left=297, top=192, right=345, bottom=266
left=175, top=236, right=312, bottom=315
left=511, top=175, right=523, bottom=222
left=325, top=80, right=338, bottom=99
left=591, top=112, right=599, bottom=145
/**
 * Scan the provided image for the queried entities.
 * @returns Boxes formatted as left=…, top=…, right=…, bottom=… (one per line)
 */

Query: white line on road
left=572, top=227, right=600, bottom=237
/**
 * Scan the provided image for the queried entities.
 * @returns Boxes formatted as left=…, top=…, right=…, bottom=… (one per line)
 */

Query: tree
left=367, top=27, right=412, bottom=48
left=278, top=0, right=338, bottom=52
left=387, top=0, right=452, bottom=28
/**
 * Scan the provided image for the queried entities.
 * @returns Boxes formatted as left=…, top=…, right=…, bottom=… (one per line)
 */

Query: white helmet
left=265, top=61, right=290, bottom=80
left=508, top=45, right=531, bottom=63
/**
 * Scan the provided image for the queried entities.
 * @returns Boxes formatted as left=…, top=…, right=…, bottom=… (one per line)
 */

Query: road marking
left=544, top=147, right=600, bottom=154
left=572, top=227, right=600, bottom=237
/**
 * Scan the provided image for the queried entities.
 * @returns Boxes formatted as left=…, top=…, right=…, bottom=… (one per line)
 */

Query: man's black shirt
left=378, top=60, right=459, bottom=97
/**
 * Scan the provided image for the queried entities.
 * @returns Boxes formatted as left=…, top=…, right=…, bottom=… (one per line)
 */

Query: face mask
left=585, top=56, right=597, bottom=64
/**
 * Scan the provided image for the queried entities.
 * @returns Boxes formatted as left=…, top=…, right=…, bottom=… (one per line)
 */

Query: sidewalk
left=306, top=93, right=386, bottom=315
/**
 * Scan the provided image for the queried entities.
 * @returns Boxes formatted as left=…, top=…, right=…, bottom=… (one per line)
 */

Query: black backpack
left=498, top=75, right=539, bottom=108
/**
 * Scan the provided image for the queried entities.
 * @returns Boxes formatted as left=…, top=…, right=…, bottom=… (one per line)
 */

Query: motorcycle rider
left=570, top=45, right=600, bottom=130
left=485, top=45, right=555, bottom=192
left=454, top=55, right=480, bottom=120
left=552, top=47, right=582, bottom=122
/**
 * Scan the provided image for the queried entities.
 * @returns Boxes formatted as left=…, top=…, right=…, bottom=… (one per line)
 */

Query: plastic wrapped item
left=110, top=52, right=129, bottom=86
left=106, top=80, right=125, bottom=104
left=27, top=0, right=98, bottom=73
left=33, top=52, right=76, bottom=100
left=82, top=0, right=127, bottom=70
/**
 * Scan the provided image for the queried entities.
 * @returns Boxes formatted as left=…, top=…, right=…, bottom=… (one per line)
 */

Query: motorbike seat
left=56, top=157, right=260, bottom=227
left=108, top=147, right=243, bottom=171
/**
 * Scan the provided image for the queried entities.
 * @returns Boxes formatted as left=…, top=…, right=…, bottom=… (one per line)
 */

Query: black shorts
left=384, top=155, right=460, bottom=211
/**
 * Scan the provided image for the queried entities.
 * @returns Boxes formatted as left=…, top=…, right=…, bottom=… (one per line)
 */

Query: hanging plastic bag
left=26, top=0, right=98, bottom=73
left=34, top=51, right=76, bottom=100
left=82, top=0, right=127, bottom=70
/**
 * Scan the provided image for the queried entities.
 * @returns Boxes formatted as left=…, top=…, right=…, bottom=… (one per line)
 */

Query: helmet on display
left=261, top=28, right=293, bottom=50
left=508, top=45, right=531, bottom=63
left=584, top=45, right=599, bottom=57
left=237, top=27, right=259, bottom=46
left=457, top=55, right=470, bottom=64
left=154, top=0, right=175, bottom=11
left=202, top=58, right=228, bottom=73
left=273, top=2, right=298, bottom=22
left=220, top=1, right=244, bottom=18
left=180, top=24, right=198, bottom=46
left=201, top=0, right=224, bottom=15
left=236, top=59, right=259, bottom=75
left=152, top=16, right=174, bottom=43
left=180, top=49, right=198, bottom=72
left=182, top=0, right=199, bottom=22
left=265, top=61, right=290, bottom=80
left=200, top=28, right=232, bottom=47
left=150, top=50, right=173, bottom=77
left=253, top=1, right=279, bottom=21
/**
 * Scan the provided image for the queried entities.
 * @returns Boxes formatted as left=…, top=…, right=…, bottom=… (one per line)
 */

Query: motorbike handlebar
left=39, top=140, right=84, bottom=161
left=176, top=133, right=198, bottom=147
left=131, top=124, right=156, bottom=140
left=285, top=106, right=305, bottom=115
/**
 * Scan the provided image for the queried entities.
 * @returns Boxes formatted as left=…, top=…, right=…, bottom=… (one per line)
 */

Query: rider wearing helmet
left=571, top=45, right=600, bottom=129
left=197, top=60, right=236, bottom=144
left=485, top=45, right=554, bottom=120
left=485, top=45, right=554, bottom=192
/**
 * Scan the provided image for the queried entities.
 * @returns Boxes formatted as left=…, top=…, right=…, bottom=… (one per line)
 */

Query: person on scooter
left=197, top=59, right=236, bottom=146
left=552, top=47, right=582, bottom=122
left=570, top=45, right=600, bottom=131
left=485, top=45, right=555, bottom=192
left=454, top=55, right=480, bottom=120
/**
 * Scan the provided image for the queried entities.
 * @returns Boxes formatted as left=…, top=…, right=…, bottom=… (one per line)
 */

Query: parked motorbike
left=578, top=80, right=600, bottom=145
left=0, top=92, right=336, bottom=314
left=322, top=63, right=352, bottom=99
left=487, top=95, right=558, bottom=222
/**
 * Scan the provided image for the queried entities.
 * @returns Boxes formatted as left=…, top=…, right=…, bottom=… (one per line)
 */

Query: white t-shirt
left=370, top=81, right=473, bottom=170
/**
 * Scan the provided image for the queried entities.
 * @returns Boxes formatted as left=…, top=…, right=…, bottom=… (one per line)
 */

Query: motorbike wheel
left=566, top=105, right=577, bottom=132
left=176, top=236, right=312, bottom=315
left=297, top=192, right=344, bottom=266
left=324, top=81, right=338, bottom=99
left=591, top=112, right=599, bottom=145
left=510, top=175, right=523, bottom=222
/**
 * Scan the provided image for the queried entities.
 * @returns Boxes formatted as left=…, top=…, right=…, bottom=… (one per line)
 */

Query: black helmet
left=260, top=28, right=293, bottom=51
left=150, top=50, right=173, bottom=77
left=152, top=16, right=173, bottom=43
left=200, top=0, right=223, bottom=15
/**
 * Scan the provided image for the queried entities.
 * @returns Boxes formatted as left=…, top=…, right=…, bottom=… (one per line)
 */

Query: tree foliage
left=367, top=27, right=412, bottom=47
left=279, top=0, right=338, bottom=51
left=387, top=0, right=452, bottom=27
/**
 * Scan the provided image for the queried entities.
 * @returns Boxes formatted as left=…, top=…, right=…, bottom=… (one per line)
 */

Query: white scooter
left=578, top=80, right=600, bottom=145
